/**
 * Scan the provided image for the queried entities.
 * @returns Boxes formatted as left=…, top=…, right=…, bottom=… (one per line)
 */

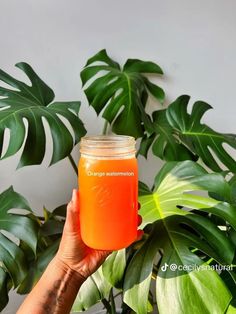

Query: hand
left=56, top=189, right=143, bottom=282
left=18, top=192, right=143, bottom=314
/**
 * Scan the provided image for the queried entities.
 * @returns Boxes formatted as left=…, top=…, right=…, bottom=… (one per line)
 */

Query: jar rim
left=81, top=135, right=135, bottom=147
left=80, top=135, right=136, bottom=158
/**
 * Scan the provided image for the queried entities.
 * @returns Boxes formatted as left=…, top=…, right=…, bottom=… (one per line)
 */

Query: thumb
left=64, top=189, right=80, bottom=232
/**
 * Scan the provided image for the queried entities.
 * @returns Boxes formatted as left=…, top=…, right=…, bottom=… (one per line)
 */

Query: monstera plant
left=0, top=49, right=236, bottom=314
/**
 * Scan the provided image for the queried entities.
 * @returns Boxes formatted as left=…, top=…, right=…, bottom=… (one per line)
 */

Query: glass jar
left=78, top=135, right=138, bottom=250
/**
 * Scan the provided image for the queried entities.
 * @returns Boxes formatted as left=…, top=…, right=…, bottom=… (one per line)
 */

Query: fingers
left=137, top=202, right=142, bottom=226
left=136, top=229, right=144, bottom=241
left=138, top=214, right=142, bottom=226
left=137, top=202, right=144, bottom=241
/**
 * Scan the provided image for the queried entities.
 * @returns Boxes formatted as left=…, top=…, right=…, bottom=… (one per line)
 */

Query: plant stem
left=68, top=154, right=78, bottom=175
left=110, top=288, right=116, bottom=314
left=102, top=120, right=109, bottom=135
left=102, top=298, right=112, bottom=313
left=151, top=271, right=157, bottom=280
left=113, top=291, right=122, bottom=299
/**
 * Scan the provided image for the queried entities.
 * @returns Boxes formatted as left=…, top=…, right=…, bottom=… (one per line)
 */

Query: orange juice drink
left=79, top=135, right=138, bottom=250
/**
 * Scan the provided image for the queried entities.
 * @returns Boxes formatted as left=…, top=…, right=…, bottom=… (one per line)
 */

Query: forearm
left=17, top=256, right=85, bottom=314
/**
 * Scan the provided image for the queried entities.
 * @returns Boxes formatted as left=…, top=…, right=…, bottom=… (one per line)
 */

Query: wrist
left=53, top=255, right=86, bottom=290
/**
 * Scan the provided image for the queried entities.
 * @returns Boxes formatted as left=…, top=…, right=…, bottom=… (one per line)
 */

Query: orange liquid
left=79, top=157, right=138, bottom=250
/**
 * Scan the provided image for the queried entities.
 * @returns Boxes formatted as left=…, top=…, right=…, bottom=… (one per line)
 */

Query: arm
left=17, top=190, right=111, bottom=314
left=17, top=256, right=84, bottom=314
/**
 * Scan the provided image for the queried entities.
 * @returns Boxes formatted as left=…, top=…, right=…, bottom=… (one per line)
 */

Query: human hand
left=55, top=189, right=143, bottom=282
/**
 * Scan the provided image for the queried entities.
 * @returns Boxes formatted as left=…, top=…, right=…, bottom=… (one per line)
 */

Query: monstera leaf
left=102, top=249, right=126, bottom=288
left=166, top=95, right=236, bottom=172
left=72, top=251, right=126, bottom=312
left=0, top=187, right=38, bottom=311
left=81, top=49, right=165, bottom=138
left=139, top=109, right=197, bottom=161
left=0, top=268, right=9, bottom=311
left=18, top=204, right=66, bottom=295
left=139, top=95, right=236, bottom=172
left=0, top=62, right=86, bottom=167
left=229, top=175, right=236, bottom=204
left=72, top=267, right=112, bottom=312
left=124, top=161, right=236, bottom=314
left=17, top=240, right=60, bottom=294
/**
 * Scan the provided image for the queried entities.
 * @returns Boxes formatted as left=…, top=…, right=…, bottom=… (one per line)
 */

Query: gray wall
left=0, top=0, right=235, bottom=313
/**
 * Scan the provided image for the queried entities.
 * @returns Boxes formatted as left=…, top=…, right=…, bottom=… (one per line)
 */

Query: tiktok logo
left=161, top=263, right=169, bottom=272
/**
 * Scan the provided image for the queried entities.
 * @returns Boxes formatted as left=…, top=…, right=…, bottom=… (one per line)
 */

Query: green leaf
left=151, top=109, right=197, bottom=161
left=141, top=95, right=236, bottom=172
left=123, top=231, right=159, bottom=314
left=40, top=219, right=64, bottom=237
left=221, top=270, right=236, bottom=311
left=138, top=134, right=156, bottom=159
left=102, top=249, right=126, bottom=288
left=165, top=95, right=236, bottom=172
left=156, top=258, right=231, bottom=314
left=85, top=49, right=120, bottom=69
left=138, top=181, right=152, bottom=196
left=0, top=233, right=27, bottom=287
left=229, top=175, right=236, bottom=205
left=52, top=204, right=67, bottom=217
left=226, top=305, right=236, bottom=314
left=81, top=49, right=165, bottom=138
left=17, top=201, right=66, bottom=295
left=143, top=78, right=165, bottom=104
left=123, top=59, right=163, bottom=74
left=17, top=239, right=60, bottom=294
left=17, top=202, right=67, bottom=294
left=0, top=62, right=54, bottom=106
left=0, top=268, right=9, bottom=312
left=0, top=186, right=38, bottom=253
left=0, top=63, right=86, bottom=167
left=72, top=267, right=111, bottom=312
left=0, top=197, right=36, bottom=284
left=0, top=187, right=39, bottom=310
left=124, top=161, right=234, bottom=314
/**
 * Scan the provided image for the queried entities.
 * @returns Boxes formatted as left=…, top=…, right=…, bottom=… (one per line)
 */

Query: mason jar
left=79, top=135, right=138, bottom=250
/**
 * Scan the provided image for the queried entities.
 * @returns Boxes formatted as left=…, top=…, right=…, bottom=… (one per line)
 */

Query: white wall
left=0, top=0, right=236, bottom=312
